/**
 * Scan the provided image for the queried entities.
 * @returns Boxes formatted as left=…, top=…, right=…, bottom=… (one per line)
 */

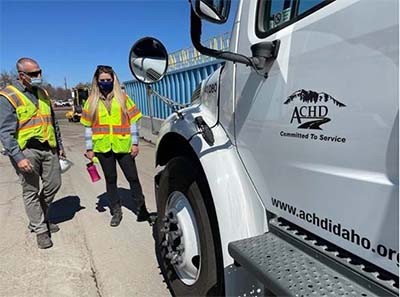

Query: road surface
left=0, top=110, right=170, bottom=297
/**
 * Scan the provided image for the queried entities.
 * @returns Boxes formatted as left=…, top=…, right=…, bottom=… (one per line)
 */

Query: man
left=0, top=57, right=65, bottom=249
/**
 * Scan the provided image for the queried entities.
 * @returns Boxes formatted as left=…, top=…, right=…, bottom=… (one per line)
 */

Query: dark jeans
left=95, top=151, right=145, bottom=212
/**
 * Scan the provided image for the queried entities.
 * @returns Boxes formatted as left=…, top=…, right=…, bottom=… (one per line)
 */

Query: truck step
left=228, top=231, right=395, bottom=297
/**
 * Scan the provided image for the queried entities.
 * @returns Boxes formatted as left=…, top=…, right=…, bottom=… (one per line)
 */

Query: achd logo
left=284, top=89, right=346, bottom=130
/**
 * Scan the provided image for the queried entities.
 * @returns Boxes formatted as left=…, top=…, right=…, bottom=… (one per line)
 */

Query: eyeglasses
left=20, top=70, right=42, bottom=78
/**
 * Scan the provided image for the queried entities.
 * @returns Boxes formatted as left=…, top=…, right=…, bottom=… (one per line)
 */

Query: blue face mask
left=30, top=77, right=43, bottom=86
left=98, top=81, right=113, bottom=93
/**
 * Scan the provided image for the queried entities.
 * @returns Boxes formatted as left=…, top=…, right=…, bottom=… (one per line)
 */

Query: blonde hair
left=88, top=66, right=127, bottom=120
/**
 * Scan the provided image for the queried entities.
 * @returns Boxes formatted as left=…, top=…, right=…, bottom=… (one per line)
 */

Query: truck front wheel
left=155, top=156, right=224, bottom=296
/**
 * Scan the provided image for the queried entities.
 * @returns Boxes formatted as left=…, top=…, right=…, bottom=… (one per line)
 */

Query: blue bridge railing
left=124, top=60, right=224, bottom=120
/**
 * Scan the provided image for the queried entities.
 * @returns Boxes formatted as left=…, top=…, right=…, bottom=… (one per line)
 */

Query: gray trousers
left=12, top=148, right=62, bottom=234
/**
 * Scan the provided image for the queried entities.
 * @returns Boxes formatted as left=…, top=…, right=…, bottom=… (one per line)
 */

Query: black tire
left=155, top=156, right=224, bottom=296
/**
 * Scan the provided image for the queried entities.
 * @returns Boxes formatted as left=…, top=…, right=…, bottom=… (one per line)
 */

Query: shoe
left=110, top=212, right=123, bottom=227
left=136, top=204, right=150, bottom=222
left=37, top=232, right=53, bottom=249
left=48, top=223, right=60, bottom=233
left=148, top=213, right=158, bottom=224
left=29, top=223, right=59, bottom=233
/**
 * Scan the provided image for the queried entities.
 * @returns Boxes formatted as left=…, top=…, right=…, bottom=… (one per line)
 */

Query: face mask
left=98, top=81, right=113, bottom=93
left=30, top=77, right=43, bottom=86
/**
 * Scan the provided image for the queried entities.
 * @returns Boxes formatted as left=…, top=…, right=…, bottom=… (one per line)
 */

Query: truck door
left=234, top=0, right=398, bottom=275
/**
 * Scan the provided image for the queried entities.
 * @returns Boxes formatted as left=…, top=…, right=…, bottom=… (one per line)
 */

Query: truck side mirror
left=129, top=37, right=168, bottom=84
left=192, top=0, right=231, bottom=24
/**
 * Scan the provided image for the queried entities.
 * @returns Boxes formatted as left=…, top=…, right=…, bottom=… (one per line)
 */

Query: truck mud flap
left=228, top=225, right=397, bottom=297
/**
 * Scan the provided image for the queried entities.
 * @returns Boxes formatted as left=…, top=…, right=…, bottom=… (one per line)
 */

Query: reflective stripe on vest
left=112, top=126, right=131, bottom=135
left=92, top=126, right=110, bottom=134
left=127, top=105, right=140, bottom=119
left=80, top=109, right=91, bottom=123
left=0, top=86, right=25, bottom=108
left=19, top=115, right=52, bottom=130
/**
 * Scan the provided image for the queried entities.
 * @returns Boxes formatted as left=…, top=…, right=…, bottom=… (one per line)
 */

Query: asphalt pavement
left=0, top=109, right=170, bottom=297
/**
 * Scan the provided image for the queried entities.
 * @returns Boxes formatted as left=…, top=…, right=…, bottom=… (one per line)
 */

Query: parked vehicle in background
left=54, top=100, right=64, bottom=107
left=129, top=0, right=398, bottom=296
left=54, top=99, right=71, bottom=107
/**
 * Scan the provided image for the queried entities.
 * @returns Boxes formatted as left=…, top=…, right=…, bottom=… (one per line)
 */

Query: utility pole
left=64, top=77, right=68, bottom=100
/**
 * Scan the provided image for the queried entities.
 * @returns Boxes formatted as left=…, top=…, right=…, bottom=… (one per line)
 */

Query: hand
left=59, top=150, right=66, bottom=158
left=85, top=150, right=95, bottom=161
left=131, top=145, right=139, bottom=158
left=17, top=158, right=33, bottom=173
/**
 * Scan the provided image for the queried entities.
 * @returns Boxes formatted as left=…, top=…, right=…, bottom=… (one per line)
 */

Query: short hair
left=16, top=57, right=38, bottom=72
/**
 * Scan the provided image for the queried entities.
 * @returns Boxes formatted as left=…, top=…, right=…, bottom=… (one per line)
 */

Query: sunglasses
left=20, top=70, right=42, bottom=78
left=97, top=65, right=113, bottom=70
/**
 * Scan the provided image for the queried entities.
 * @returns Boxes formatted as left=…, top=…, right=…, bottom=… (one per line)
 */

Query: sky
left=0, top=0, right=236, bottom=88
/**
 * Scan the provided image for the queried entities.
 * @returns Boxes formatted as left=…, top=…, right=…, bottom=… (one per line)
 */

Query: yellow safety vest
left=80, top=95, right=142, bottom=153
left=0, top=85, right=57, bottom=150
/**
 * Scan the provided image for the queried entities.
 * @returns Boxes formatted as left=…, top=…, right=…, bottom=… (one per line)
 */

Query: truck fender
left=156, top=115, right=268, bottom=295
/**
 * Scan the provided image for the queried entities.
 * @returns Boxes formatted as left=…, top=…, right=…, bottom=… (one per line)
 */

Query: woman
left=81, top=65, right=149, bottom=226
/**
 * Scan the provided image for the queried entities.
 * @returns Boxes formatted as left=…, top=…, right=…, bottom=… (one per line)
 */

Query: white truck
left=128, top=0, right=399, bottom=296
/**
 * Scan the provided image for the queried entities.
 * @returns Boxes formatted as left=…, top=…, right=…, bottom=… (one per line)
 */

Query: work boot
left=37, top=232, right=53, bottom=249
left=136, top=204, right=150, bottom=222
left=29, top=223, right=59, bottom=233
left=110, top=207, right=123, bottom=227
left=49, top=223, right=60, bottom=233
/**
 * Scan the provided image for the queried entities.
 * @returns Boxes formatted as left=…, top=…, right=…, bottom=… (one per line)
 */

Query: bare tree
left=75, top=82, right=91, bottom=89
left=42, top=83, right=71, bottom=101
left=0, top=70, right=18, bottom=88
left=0, top=71, right=72, bottom=101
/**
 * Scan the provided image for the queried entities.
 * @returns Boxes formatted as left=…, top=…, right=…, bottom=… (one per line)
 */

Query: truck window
left=298, top=0, right=325, bottom=14
left=257, top=0, right=333, bottom=37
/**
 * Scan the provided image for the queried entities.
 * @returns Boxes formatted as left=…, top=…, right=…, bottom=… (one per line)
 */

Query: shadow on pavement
left=96, top=188, right=157, bottom=223
left=49, top=195, right=85, bottom=224
left=96, top=188, right=137, bottom=214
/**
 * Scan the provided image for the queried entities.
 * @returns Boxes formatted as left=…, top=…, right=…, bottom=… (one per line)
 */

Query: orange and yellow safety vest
left=80, top=95, right=142, bottom=153
left=0, top=85, right=56, bottom=150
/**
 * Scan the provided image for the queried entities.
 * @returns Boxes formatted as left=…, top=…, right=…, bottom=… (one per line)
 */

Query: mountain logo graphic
left=284, top=89, right=346, bottom=130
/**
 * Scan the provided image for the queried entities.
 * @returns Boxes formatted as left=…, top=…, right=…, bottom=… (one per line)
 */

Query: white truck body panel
left=218, top=0, right=243, bottom=141
left=155, top=0, right=398, bottom=293
left=233, top=0, right=398, bottom=274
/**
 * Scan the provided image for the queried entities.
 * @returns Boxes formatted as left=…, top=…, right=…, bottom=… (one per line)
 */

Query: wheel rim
left=162, top=191, right=201, bottom=286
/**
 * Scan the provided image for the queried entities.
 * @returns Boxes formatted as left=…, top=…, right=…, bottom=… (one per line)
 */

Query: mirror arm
left=190, top=8, right=252, bottom=66
left=145, top=85, right=158, bottom=135
left=190, top=7, right=280, bottom=77
left=146, top=85, right=188, bottom=119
